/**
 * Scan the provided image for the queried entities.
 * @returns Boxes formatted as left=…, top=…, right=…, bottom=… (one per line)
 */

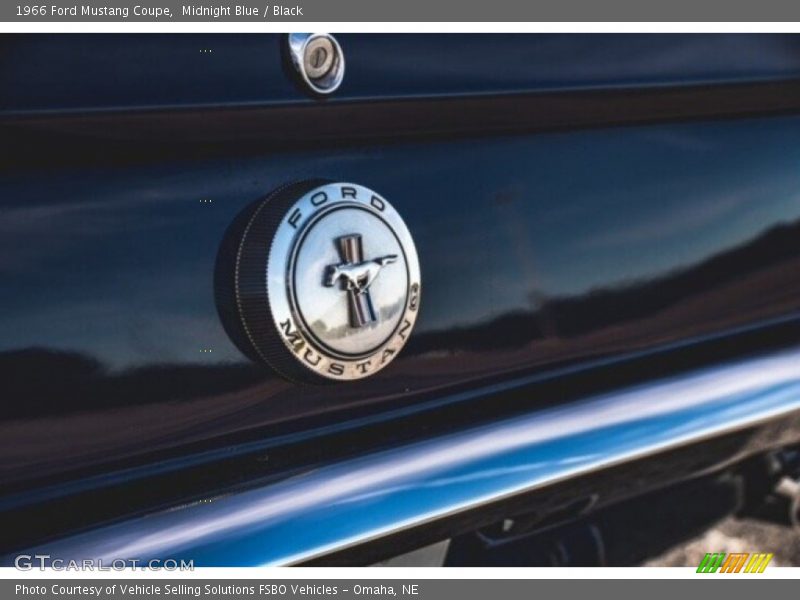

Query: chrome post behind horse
left=337, top=234, right=378, bottom=328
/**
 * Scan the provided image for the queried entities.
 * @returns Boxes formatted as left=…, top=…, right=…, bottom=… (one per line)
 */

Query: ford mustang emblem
left=215, top=181, right=421, bottom=383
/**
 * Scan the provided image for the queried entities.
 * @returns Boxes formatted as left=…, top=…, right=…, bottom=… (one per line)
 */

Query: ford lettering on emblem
left=215, top=181, right=421, bottom=383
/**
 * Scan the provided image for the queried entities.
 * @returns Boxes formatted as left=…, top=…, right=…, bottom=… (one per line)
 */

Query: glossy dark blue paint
left=3, top=36, right=800, bottom=559
left=2, top=113, right=800, bottom=492
left=4, top=34, right=800, bottom=114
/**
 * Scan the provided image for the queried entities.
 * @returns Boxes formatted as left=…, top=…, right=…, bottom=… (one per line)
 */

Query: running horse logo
left=324, top=234, right=398, bottom=328
left=325, top=256, right=398, bottom=294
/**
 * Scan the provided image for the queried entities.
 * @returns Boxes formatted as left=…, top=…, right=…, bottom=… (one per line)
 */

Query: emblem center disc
left=291, top=204, right=409, bottom=359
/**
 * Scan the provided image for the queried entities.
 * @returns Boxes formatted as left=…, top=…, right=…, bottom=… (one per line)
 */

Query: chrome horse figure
left=324, top=234, right=399, bottom=328
left=325, top=255, right=398, bottom=295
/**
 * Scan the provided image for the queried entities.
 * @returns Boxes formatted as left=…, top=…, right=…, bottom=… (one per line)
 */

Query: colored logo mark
left=696, top=552, right=774, bottom=573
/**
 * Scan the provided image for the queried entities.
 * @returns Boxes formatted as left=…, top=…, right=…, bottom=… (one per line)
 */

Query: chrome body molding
left=14, top=348, right=800, bottom=566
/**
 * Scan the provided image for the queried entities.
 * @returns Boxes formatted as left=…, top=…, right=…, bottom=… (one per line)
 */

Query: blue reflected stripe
left=4, top=312, right=799, bottom=513
left=12, top=348, right=800, bottom=566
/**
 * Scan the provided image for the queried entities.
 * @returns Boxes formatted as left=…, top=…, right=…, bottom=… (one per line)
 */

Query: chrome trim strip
left=13, top=348, right=800, bottom=566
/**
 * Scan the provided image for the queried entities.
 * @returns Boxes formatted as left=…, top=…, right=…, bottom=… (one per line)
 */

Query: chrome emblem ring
left=215, top=181, right=421, bottom=383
